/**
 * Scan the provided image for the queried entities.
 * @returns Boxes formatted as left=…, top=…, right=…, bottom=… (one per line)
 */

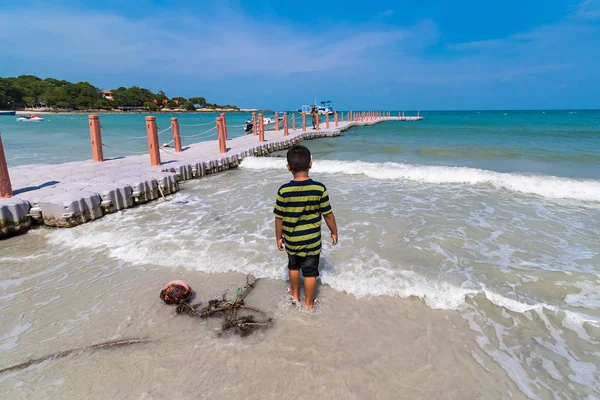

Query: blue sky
left=0, top=0, right=599, bottom=109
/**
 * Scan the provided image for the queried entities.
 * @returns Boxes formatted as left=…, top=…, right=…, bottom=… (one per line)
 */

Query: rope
left=226, top=124, right=246, bottom=128
left=100, top=125, right=148, bottom=140
left=159, top=146, right=182, bottom=157
left=180, top=121, right=214, bottom=127
left=157, top=126, right=172, bottom=135
left=180, top=125, right=217, bottom=139
left=102, top=143, right=147, bottom=155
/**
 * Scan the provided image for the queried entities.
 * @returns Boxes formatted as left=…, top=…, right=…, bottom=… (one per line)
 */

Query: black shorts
left=287, top=254, right=320, bottom=277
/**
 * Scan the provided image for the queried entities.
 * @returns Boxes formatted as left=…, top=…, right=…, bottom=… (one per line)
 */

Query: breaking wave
left=241, top=158, right=600, bottom=202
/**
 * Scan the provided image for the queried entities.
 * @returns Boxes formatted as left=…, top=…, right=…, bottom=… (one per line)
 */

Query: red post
left=171, top=117, right=182, bottom=152
left=145, top=116, right=161, bottom=166
left=349, top=111, right=352, bottom=121
left=217, top=117, right=227, bottom=154
left=334, top=111, right=338, bottom=127
left=302, top=113, right=306, bottom=132
left=220, top=113, right=228, bottom=141
left=326, top=112, right=330, bottom=129
left=0, top=133, right=13, bottom=198
left=275, top=112, right=279, bottom=131
left=316, top=114, right=320, bottom=131
left=258, top=113, right=265, bottom=142
left=292, top=113, right=296, bottom=130
left=88, top=115, right=104, bottom=162
left=284, top=112, right=289, bottom=136
left=252, top=112, right=257, bottom=135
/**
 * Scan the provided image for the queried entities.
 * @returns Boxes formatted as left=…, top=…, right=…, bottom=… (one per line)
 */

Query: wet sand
left=0, top=231, right=524, bottom=399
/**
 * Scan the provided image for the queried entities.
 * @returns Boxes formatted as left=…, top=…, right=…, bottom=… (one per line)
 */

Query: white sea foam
left=240, top=158, right=600, bottom=202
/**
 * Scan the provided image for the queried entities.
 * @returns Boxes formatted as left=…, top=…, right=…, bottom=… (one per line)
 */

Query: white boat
left=243, top=117, right=283, bottom=133
left=317, top=101, right=334, bottom=115
left=17, top=115, right=44, bottom=122
left=297, top=101, right=334, bottom=115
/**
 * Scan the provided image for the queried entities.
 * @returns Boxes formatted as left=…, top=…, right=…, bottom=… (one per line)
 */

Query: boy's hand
left=331, top=232, right=338, bottom=245
left=277, top=237, right=285, bottom=251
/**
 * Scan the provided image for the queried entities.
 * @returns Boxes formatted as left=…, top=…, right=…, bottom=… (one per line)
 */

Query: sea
left=0, top=110, right=599, bottom=399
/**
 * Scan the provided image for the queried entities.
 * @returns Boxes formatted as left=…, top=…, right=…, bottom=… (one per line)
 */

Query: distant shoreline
left=16, top=108, right=269, bottom=115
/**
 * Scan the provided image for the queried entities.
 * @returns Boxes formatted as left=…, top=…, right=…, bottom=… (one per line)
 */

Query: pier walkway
left=0, top=113, right=421, bottom=238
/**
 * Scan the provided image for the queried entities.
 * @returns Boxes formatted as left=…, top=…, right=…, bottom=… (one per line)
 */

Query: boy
left=273, top=145, right=338, bottom=308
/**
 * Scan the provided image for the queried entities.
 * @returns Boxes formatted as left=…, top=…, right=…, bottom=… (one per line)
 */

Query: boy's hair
left=286, top=145, right=311, bottom=172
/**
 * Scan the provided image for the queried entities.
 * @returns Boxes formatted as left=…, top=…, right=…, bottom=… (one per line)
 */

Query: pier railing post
left=349, top=111, right=352, bottom=121
left=292, top=113, right=296, bottom=130
left=284, top=112, right=289, bottom=136
left=275, top=112, right=279, bottom=131
left=0, top=133, right=13, bottom=198
left=217, top=117, right=227, bottom=154
left=326, top=112, right=330, bottom=129
left=220, top=113, right=228, bottom=141
left=316, top=114, right=320, bottom=131
left=252, top=112, right=257, bottom=135
left=88, top=115, right=104, bottom=162
left=258, top=113, right=265, bottom=142
left=145, top=116, right=161, bottom=166
left=334, top=111, right=338, bottom=127
left=302, top=113, right=306, bottom=132
left=171, top=117, right=182, bottom=152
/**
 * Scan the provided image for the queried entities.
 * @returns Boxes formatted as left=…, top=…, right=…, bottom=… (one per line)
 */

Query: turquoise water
left=0, top=112, right=253, bottom=166
left=307, top=110, right=600, bottom=179
left=1, top=110, right=598, bottom=180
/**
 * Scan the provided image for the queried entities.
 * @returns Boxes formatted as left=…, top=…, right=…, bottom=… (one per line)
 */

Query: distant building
left=102, top=90, right=114, bottom=101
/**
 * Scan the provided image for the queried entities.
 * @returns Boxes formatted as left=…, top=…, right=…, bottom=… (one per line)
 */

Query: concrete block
left=168, top=164, right=193, bottom=181
left=123, top=177, right=159, bottom=204
left=0, top=198, right=32, bottom=238
left=93, top=184, right=133, bottom=213
left=38, top=191, right=103, bottom=228
left=147, top=172, right=179, bottom=195
left=192, top=162, right=206, bottom=178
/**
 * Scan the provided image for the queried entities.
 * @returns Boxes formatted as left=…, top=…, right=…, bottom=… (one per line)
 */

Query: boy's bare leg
left=304, top=277, right=317, bottom=308
left=289, top=270, right=301, bottom=301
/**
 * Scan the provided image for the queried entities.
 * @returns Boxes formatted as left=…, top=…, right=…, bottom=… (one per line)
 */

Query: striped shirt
left=273, top=179, right=332, bottom=256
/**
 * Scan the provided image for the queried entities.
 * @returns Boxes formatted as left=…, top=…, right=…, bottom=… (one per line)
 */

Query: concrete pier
left=0, top=115, right=415, bottom=238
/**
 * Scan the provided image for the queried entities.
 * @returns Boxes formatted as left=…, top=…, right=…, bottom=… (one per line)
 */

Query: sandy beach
left=0, top=228, right=524, bottom=399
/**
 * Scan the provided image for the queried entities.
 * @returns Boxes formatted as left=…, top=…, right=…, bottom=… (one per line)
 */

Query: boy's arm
left=323, top=212, right=338, bottom=245
left=274, top=217, right=285, bottom=251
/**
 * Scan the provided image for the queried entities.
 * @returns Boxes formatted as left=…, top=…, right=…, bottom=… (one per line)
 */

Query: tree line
left=0, top=75, right=238, bottom=111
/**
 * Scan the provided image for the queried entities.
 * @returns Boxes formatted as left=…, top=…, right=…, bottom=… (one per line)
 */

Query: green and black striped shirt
left=273, top=179, right=332, bottom=256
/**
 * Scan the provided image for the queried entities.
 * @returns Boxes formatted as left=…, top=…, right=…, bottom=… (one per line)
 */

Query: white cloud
left=576, top=0, right=600, bottom=19
left=0, top=7, right=432, bottom=78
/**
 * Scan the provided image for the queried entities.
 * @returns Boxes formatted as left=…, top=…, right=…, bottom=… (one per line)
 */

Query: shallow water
left=1, top=110, right=599, bottom=398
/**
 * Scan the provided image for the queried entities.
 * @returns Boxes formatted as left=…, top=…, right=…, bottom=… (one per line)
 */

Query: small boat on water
left=317, top=101, right=334, bottom=115
left=17, top=114, right=44, bottom=122
left=0, top=110, right=16, bottom=116
left=297, top=101, right=334, bottom=116
left=244, top=117, right=283, bottom=133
